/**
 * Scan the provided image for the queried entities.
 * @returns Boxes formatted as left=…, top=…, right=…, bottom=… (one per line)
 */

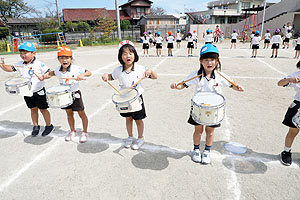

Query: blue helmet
left=255, top=30, right=260, bottom=34
left=19, top=41, right=36, bottom=52
left=157, top=31, right=161, bottom=35
left=200, top=44, right=219, bottom=56
left=177, top=29, right=180, bottom=32
left=206, top=29, right=212, bottom=33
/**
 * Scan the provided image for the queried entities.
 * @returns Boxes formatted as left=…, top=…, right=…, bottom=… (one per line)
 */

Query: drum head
left=5, top=77, right=30, bottom=85
left=47, top=85, right=70, bottom=93
left=192, top=92, right=224, bottom=106
left=113, top=89, right=138, bottom=103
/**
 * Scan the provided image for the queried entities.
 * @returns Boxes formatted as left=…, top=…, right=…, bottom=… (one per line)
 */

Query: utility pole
left=56, top=0, right=61, bottom=27
left=115, top=0, right=122, bottom=40
left=261, top=0, right=267, bottom=37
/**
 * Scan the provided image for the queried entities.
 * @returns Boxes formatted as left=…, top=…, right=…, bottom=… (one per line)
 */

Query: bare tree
left=0, top=0, right=34, bottom=18
left=150, top=7, right=166, bottom=15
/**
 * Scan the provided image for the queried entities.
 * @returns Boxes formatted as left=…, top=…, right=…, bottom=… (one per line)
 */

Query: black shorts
left=252, top=44, right=259, bottom=49
left=264, top=39, right=270, bottom=43
left=149, top=39, right=153, bottom=43
left=120, top=95, right=146, bottom=120
left=282, top=100, right=300, bottom=128
left=24, top=88, right=48, bottom=109
left=153, top=41, right=156, bottom=45
left=143, top=43, right=149, bottom=49
left=193, top=39, right=198, bottom=43
left=176, top=39, right=181, bottom=42
left=187, top=114, right=221, bottom=128
left=295, top=45, right=300, bottom=50
left=205, top=42, right=213, bottom=44
left=187, top=42, right=194, bottom=48
left=272, top=43, right=280, bottom=49
left=167, top=43, right=173, bottom=49
left=156, top=43, right=162, bottom=49
left=284, top=38, right=290, bottom=43
left=231, top=39, right=237, bottom=43
left=61, top=90, right=84, bottom=111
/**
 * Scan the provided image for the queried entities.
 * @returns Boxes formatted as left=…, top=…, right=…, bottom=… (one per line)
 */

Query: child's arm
left=170, top=82, right=185, bottom=90
left=0, top=57, right=14, bottom=72
left=231, top=84, right=244, bottom=92
left=77, top=70, right=92, bottom=80
left=278, top=77, right=300, bottom=86
left=144, top=69, right=157, bottom=79
left=43, top=70, right=55, bottom=79
left=102, top=73, right=113, bottom=82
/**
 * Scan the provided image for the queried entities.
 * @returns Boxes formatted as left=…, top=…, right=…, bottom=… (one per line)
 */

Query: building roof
left=141, top=15, right=178, bottom=19
left=63, top=8, right=131, bottom=21
left=120, top=0, right=153, bottom=7
left=7, top=18, right=51, bottom=24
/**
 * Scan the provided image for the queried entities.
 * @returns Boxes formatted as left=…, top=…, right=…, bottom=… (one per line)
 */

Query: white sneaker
left=79, top=132, right=88, bottom=143
left=65, top=131, right=76, bottom=142
left=192, top=149, right=201, bottom=163
left=124, top=136, right=134, bottom=148
left=131, top=138, right=144, bottom=150
left=201, top=150, right=211, bottom=164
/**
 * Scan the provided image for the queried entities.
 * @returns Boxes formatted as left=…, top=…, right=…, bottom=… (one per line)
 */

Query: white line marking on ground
left=0, top=102, right=25, bottom=117
left=152, top=49, right=181, bottom=71
left=92, top=61, right=119, bottom=74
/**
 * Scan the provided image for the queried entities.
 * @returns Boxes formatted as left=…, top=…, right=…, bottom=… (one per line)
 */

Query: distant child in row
left=192, top=30, right=198, bottom=49
left=187, top=31, right=194, bottom=57
left=263, top=29, right=271, bottom=49
left=251, top=31, right=261, bottom=58
left=167, top=31, right=175, bottom=56
left=176, top=29, right=182, bottom=48
left=203, top=29, right=213, bottom=44
left=0, top=42, right=54, bottom=137
left=170, top=44, right=244, bottom=164
left=283, top=29, right=292, bottom=49
left=230, top=29, right=238, bottom=49
left=294, top=31, right=300, bottom=59
left=277, top=60, right=300, bottom=166
left=271, top=29, right=283, bottom=58
left=148, top=31, right=154, bottom=48
left=141, top=32, right=150, bottom=57
left=249, top=30, right=256, bottom=48
left=44, top=46, right=91, bottom=143
left=155, top=32, right=163, bottom=57
left=102, top=41, right=157, bottom=150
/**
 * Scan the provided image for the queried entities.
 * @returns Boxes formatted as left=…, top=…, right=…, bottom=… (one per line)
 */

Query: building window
left=241, top=2, right=250, bottom=9
left=137, top=7, right=145, bottom=18
left=228, top=17, right=237, bottom=24
left=220, top=16, right=225, bottom=24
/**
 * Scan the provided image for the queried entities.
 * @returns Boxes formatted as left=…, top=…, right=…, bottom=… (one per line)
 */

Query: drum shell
left=112, top=88, right=142, bottom=113
left=191, top=92, right=225, bottom=126
left=5, top=78, right=32, bottom=97
left=46, top=86, right=74, bottom=108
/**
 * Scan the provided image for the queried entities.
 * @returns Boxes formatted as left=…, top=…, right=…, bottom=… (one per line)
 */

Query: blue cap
left=200, top=44, right=219, bottom=56
left=157, top=32, right=161, bottom=35
left=255, top=30, right=260, bottom=34
left=177, top=29, right=180, bottom=32
left=206, top=29, right=212, bottom=33
left=19, top=42, right=36, bottom=52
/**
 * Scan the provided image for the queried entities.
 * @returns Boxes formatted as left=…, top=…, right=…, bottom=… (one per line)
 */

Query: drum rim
left=112, top=88, right=139, bottom=105
left=5, top=78, right=31, bottom=87
left=191, top=92, right=226, bottom=108
left=46, top=93, right=74, bottom=108
left=46, top=85, right=71, bottom=95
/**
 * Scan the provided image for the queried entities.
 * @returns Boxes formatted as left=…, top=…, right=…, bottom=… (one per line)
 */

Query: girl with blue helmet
left=176, top=29, right=182, bottom=48
left=155, top=31, right=163, bottom=57
left=170, top=44, right=244, bottom=164
left=186, top=31, right=194, bottom=56
left=251, top=30, right=261, bottom=58
left=203, top=29, right=213, bottom=44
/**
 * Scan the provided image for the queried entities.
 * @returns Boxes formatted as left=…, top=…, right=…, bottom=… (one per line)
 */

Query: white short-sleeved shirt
left=231, top=33, right=238, bottom=39
left=111, top=65, right=147, bottom=95
left=54, top=64, right=86, bottom=92
left=141, top=36, right=149, bottom=44
left=250, top=34, right=255, bottom=39
left=285, top=71, right=300, bottom=101
left=176, top=33, right=181, bottom=40
left=187, top=36, right=193, bottom=42
left=252, top=36, right=261, bottom=45
left=285, top=32, right=292, bottom=39
left=13, top=58, right=49, bottom=93
left=272, top=35, right=283, bottom=44
left=155, top=36, right=163, bottom=43
left=149, top=34, right=153, bottom=39
left=205, top=34, right=213, bottom=43
left=296, top=37, right=300, bottom=45
left=264, top=33, right=271, bottom=40
left=184, top=70, right=232, bottom=94
left=192, top=33, right=198, bottom=40
left=167, top=35, right=174, bottom=43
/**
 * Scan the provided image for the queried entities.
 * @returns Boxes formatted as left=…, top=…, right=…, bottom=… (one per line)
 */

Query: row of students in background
left=0, top=43, right=91, bottom=143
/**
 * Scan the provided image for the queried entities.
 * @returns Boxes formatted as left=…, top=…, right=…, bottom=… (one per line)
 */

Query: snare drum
left=46, top=85, right=74, bottom=108
left=112, top=88, right=142, bottom=113
left=191, top=92, right=225, bottom=126
left=5, top=77, right=32, bottom=97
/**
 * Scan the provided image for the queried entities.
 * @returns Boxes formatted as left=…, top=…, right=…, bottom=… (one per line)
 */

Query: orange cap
left=193, top=30, right=196, bottom=32
left=168, top=31, right=172, bottom=35
left=57, top=46, right=72, bottom=57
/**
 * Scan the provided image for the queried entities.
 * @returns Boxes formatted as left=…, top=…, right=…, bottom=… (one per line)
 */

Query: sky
left=24, top=0, right=281, bottom=16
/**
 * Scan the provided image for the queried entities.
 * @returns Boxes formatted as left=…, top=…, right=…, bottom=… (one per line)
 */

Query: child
left=271, top=29, right=283, bottom=58
left=148, top=31, right=153, bottom=48
left=166, top=31, right=174, bottom=56
left=251, top=31, right=261, bottom=58
left=250, top=30, right=255, bottom=48
left=230, top=29, right=238, bottom=49
left=170, top=44, right=244, bottom=164
left=155, top=32, right=163, bottom=57
left=176, top=29, right=182, bottom=48
left=204, top=29, right=213, bottom=44
left=264, top=29, right=271, bottom=49
left=294, top=32, right=300, bottom=59
left=0, top=42, right=54, bottom=137
left=277, top=60, right=300, bottom=166
left=141, top=32, right=150, bottom=57
left=283, top=29, right=292, bottom=49
left=192, top=30, right=198, bottom=49
left=186, top=31, right=194, bottom=57
left=220, top=31, right=224, bottom=43
left=102, top=41, right=157, bottom=150
left=44, top=46, right=91, bottom=143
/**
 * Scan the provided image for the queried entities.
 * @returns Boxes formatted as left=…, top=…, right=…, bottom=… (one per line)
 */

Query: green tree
left=37, top=18, right=59, bottom=32
left=77, top=21, right=90, bottom=32
left=95, top=17, right=117, bottom=38
left=0, top=27, right=10, bottom=39
left=0, top=0, right=33, bottom=18
left=120, top=20, right=131, bottom=30
left=65, top=20, right=78, bottom=32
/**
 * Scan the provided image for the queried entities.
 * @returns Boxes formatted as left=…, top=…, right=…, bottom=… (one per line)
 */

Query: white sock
left=284, top=146, right=291, bottom=152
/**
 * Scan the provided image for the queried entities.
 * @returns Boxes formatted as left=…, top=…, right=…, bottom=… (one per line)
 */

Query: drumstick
left=177, top=74, right=203, bottom=86
left=4, top=64, right=24, bottom=68
left=128, top=77, right=146, bottom=90
left=57, top=77, right=78, bottom=80
left=106, top=81, right=121, bottom=95
left=217, top=71, right=238, bottom=87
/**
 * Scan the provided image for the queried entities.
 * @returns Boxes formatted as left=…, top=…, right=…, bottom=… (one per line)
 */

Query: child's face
left=200, top=58, right=218, bottom=73
left=122, top=48, right=135, bottom=67
left=58, top=56, right=72, bottom=68
left=19, top=51, right=36, bottom=63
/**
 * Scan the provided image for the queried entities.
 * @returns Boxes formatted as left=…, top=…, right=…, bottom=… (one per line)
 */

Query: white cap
left=118, top=40, right=135, bottom=50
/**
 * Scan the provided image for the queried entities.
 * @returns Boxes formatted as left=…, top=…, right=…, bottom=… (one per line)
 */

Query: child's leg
left=193, top=125, right=203, bottom=145
left=255, top=49, right=258, bottom=57
left=39, top=108, right=51, bottom=126
left=285, top=127, right=299, bottom=148
left=275, top=49, right=278, bottom=56
left=65, top=109, right=75, bottom=132
left=205, top=126, right=215, bottom=146
left=125, top=117, right=134, bottom=137
left=146, top=49, right=148, bottom=55
left=30, top=107, right=39, bottom=126
left=78, top=110, right=88, bottom=132
left=230, top=43, right=233, bottom=48
left=135, top=119, right=144, bottom=139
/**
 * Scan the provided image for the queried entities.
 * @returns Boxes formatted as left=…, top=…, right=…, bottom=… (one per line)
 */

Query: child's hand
left=102, top=73, right=109, bottom=82
left=170, top=82, right=177, bottom=89
left=236, top=85, right=244, bottom=92
left=0, top=57, right=5, bottom=68
left=76, top=74, right=86, bottom=81
left=144, top=69, right=152, bottom=78
left=37, top=75, right=44, bottom=81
